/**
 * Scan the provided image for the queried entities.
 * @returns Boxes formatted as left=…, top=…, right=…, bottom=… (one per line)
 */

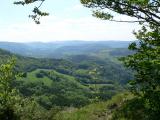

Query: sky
left=0, top=0, right=138, bottom=42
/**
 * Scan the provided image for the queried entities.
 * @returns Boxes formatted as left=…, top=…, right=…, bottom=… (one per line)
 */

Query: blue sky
left=0, top=0, right=137, bottom=42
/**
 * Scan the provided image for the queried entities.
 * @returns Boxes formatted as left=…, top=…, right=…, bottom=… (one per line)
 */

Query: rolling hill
left=0, top=41, right=137, bottom=119
left=0, top=41, right=133, bottom=58
left=0, top=48, right=132, bottom=109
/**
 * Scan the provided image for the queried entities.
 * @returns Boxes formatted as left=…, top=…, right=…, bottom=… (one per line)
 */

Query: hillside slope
left=54, top=93, right=134, bottom=120
left=0, top=48, right=132, bottom=85
left=54, top=92, right=149, bottom=120
left=0, top=48, right=130, bottom=109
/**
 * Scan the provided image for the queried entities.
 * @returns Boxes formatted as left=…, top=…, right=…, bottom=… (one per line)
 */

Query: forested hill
left=0, top=48, right=74, bottom=72
left=0, top=44, right=134, bottom=119
left=0, top=48, right=132, bottom=85
left=0, top=41, right=134, bottom=85
left=0, top=48, right=133, bottom=109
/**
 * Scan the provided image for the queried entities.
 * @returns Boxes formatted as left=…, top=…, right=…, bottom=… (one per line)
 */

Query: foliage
left=80, top=0, right=160, bottom=26
left=0, top=58, right=21, bottom=120
left=80, top=0, right=160, bottom=119
left=16, top=69, right=91, bottom=108
left=36, top=72, right=44, bottom=78
left=15, top=68, right=123, bottom=109
left=14, top=0, right=48, bottom=24
left=0, top=48, right=131, bottom=111
left=121, top=25, right=160, bottom=119
left=0, top=47, right=132, bottom=85
left=54, top=93, right=134, bottom=120
left=54, top=92, right=157, bottom=120
left=112, top=98, right=146, bottom=120
left=0, top=59, right=65, bottom=120
left=0, top=42, right=134, bottom=119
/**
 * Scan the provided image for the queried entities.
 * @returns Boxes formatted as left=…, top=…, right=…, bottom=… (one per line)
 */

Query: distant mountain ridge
left=0, top=41, right=133, bottom=58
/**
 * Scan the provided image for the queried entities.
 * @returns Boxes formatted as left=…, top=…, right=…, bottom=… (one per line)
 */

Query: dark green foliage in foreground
left=121, top=25, right=160, bottom=119
left=112, top=98, right=146, bottom=120
left=0, top=59, right=40, bottom=120
left=0, top=59, right=20, bottom=120
left=0, top=59, right=67, bottom=120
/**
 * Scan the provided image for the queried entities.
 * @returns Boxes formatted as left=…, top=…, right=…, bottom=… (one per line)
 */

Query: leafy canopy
left=0, top=59, right=21, bottom=119
left=14, top=0, right=49, bottom=24
left=81, top=0, right=160, bottom=118
left=80, top=0, right=160, bottom=26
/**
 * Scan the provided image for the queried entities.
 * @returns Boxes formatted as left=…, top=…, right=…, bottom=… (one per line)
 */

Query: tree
left=122, top=25, right=160, bottom=119
left=80, top=0, right=160, bottom=26
left=80, top=0, right=160, bottom=119
left=14, top=0, right=160, bottom=26
left=0, top=59, right=52, bottom=120
left=0, top=59, right=21, bottom=120
left=36, top=72, right=44, bottom=78
left=14, top=0, right=49, bottom=24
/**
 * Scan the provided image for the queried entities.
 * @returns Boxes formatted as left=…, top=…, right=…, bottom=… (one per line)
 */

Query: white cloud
left=0, top=0, right=140, bottom=43
left=0, top=15, right=138, bottom=42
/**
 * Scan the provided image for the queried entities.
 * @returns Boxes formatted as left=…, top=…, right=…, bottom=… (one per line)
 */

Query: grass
left=54, top=92, right=134, bottom=120
left=18, top=69, right=53, bottom=86
left=50, top=69, right=75, bottom=81
left=18, top=69, right=87, bottom=88
left=88, top=84, right=114, bottom=89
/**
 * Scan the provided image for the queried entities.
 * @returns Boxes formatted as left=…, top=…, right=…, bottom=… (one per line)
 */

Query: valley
left=0, top=41, right=134, bottom=119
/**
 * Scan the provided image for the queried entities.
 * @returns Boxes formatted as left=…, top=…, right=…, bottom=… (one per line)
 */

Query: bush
left=36, top=72, right=44, bottom=78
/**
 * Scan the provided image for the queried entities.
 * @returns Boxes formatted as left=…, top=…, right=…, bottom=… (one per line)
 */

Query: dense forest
left=0, top=41, right=133, bottom=119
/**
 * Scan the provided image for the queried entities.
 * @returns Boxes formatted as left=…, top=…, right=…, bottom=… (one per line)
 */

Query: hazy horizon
left=0, top=40, right=135, bottom=43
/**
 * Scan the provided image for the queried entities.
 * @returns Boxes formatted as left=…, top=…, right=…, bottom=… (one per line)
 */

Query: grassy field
left=18, top=69, right=87, bottom=88
left=54, top=93, right=134, bottom=120
left=18, top=69, right=53, bottom=86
